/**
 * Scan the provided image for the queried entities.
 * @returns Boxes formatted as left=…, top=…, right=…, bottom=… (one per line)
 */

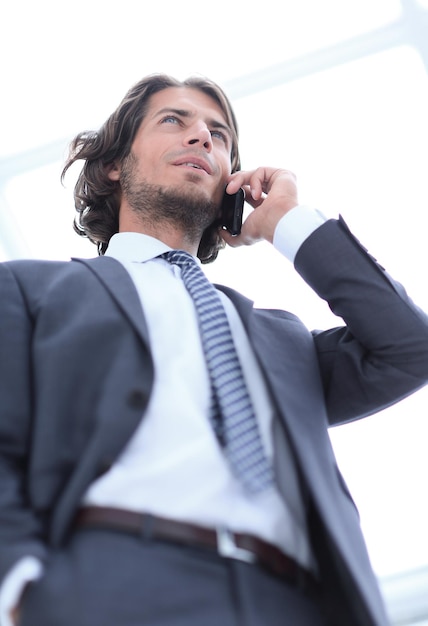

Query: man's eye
left=211, top=129, right=227, bottom=142
left=161, top=115, right=179, bottom=124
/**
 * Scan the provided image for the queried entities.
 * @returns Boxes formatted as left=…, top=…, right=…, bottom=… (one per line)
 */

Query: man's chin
left=151, top=184, right=221, bottom=232
left=164, top=183, right=221, bottom=215
left=169, top=179, right=221, bottom=206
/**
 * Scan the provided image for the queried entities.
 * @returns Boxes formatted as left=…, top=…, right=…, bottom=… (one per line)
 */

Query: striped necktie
left=162, top=250, right=274, bottom=494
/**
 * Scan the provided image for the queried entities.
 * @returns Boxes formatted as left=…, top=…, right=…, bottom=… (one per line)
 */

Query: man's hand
left=221, top=167, right=298, bottom=247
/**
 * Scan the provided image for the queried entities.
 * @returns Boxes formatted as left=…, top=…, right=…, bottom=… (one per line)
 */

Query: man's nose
left=184, top=123, right=213, bottom=151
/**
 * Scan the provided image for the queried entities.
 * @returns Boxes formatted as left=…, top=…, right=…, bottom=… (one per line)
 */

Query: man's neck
left=119, top=214, right=199, bottom=256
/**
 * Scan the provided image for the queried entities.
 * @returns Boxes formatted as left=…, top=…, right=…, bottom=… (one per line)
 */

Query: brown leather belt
left=75, top=506, right=318, bottom=594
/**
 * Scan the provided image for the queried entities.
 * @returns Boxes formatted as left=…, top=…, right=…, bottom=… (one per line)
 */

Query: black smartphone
left=220, top=188, right=245, bottom=236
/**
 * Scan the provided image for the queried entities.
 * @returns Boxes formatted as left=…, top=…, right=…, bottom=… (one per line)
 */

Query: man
left=0, top=73, right=427, bottom=626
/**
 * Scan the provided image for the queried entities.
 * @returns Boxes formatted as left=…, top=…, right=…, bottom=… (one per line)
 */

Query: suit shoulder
left=0, top=258, right=101, bottom=307
left=1, top=258, right=68, bottom=272
left=1, top=258, right=80, bottom=286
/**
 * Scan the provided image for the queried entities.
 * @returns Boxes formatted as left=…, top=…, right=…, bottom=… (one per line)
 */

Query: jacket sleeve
left=294, top=217, right=428, bottom=425
left=0, top=263, right=48, bottom=583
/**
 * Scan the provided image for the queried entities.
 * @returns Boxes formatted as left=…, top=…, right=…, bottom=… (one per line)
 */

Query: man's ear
left=107, top=161, right=121, bottom=181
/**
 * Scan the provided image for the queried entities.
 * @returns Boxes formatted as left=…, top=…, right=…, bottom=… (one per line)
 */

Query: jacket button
left=127, top=389, right=146, bottom=410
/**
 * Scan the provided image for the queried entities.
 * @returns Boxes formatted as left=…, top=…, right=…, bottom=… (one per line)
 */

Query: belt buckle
left=216, top=527, right=256, bottom=564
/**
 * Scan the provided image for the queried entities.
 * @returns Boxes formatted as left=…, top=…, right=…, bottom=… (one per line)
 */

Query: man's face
left=121, top=86, right=233, bottom=208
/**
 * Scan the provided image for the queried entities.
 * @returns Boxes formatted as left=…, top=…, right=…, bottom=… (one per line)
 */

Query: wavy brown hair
left=61, top=74, right=241, bottom=263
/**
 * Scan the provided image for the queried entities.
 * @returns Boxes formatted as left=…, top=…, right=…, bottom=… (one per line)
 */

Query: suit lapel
left=215, top=283, right=254, bottom=331
left=72, top=256, right=151, bottom=348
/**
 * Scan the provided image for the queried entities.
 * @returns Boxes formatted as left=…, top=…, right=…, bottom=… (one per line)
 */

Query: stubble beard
left=120, top=153, right=221, bottom=244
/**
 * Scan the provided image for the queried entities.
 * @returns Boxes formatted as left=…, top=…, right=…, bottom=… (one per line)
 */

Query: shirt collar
left=105, top=232, right=200, bottom=264
left=105, top=232, right=172, bottom=264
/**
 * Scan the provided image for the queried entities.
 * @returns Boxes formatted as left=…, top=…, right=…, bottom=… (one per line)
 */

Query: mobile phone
left=220, top=188, right=245, bottom=236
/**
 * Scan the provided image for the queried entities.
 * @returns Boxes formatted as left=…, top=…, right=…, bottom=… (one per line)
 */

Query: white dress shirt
left=0, top=205, right=325, bottom=626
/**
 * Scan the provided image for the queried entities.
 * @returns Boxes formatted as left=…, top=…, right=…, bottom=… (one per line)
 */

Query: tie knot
left=162, top=250, right=196, bottom=269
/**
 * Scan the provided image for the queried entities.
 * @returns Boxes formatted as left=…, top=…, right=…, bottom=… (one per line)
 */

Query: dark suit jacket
left=1, top=218, right=427, bottom=625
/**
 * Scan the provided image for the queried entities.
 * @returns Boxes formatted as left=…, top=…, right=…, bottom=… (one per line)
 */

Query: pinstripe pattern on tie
left=162, top=250, right=274, bottom=494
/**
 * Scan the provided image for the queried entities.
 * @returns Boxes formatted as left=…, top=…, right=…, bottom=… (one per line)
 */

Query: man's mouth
left=173, top=156, right=213, bottom=175
left=182, top=162, right=203, bottom=169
